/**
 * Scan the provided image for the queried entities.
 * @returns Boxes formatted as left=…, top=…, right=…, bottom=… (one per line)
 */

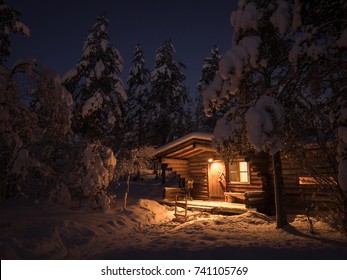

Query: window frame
left=228, top=161, right=250, bottom=184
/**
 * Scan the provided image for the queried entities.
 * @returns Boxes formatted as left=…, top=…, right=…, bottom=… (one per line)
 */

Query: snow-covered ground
left=0, top=180, right=347, bottom=260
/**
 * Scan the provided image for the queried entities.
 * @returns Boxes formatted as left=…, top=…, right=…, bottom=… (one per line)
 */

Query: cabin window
left=299, top=176, right=318, bottom=185
left=229, top=161, right=249, bottom=183
left=299, top=176, right=336, bottom=185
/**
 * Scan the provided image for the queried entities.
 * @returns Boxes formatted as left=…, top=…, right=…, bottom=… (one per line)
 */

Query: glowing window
left=299, top=176, right=318, bottom=185
left=229, top=161, right=249, bottom=183
left=299, top=176, right=336, bottom=185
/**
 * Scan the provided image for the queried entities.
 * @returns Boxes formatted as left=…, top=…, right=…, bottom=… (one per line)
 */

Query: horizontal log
left=192, top=185, right=207, bottom=189
left=283, top=183, right=299, bottom=188
left=192, top=184, right=207, bottom=189
left=189, top=162, right=208, bottom=167
left=284, top=194, right=336, bottom=203
left=192, top=184, right=207, bottom=188
left=190, top=179, right=207, bottom=184
left=284, top=189, right=329, bottom=196
left=228, top=184, right=263, bottom=188
left=190, top=171, right=207, bottom=176
left=244, top=191, right=266, bottom=198
left=191, top=174, right=207, bottom=178
left=244, top=196, right=266, bottom=203
left=191, top=189, right=208, bottom=194
left=282, top=164, right=333, bottom=172
left=283, top=177, right=300, bottom=182
left=190, top=174, right=207, bottom=178
left=162, top=187, right=181, bottom=200
left=169, top=168, right=188, bottom=174
left=227, top=186, right=263, bottom=192
left=249, top=178, right=263, bottom=185
left=189, top=167, right=208, bottom=173
left=194, top=195, right=209, bottom=200
left=166, top=162, right=189, bottom=167
left=189, top=156, right=217, bottom=162
left=161, top=158, right=188, bottom=165
left=168, top=164, right=188, bottom=169
left=224, top=192, right=245, bottom=200
left=189, top=162, right=207, bottom=166
left=227, top=184, right=263, bottom=190
left=245, top=197, right=270, bottom=205
left=284, top=185, right=329, bottom=192
left=192, top=186, right=208, bottom=191
left=189, top=177, right=207, bottom=182
left=170, top=173, right=189, bottom=179
left=193, top=143, right=216, bottom=152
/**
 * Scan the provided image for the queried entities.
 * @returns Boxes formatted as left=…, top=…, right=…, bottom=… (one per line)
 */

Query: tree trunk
left=272, top=151, right=287, bottom=228
left=161, top=163, right=167, bottom=184
left=123, top=174, right=130, bottom=211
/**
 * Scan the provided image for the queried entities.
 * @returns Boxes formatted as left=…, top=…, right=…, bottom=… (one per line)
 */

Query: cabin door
left=208, top=161, right=226, bottom=200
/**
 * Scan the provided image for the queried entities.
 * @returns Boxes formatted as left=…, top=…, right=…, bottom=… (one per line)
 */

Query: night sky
left=7, top=0, right=237, bottom=97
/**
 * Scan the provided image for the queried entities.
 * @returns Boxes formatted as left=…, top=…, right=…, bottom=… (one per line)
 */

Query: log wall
left=159, top=143, right=339, bottom=215
left=239, top=152, right=275, bottom=214
left=188, top=151, right=217, bottom=200
left=225, top=153, right=269, bottom=193
left=280, top=153, right=339, bottom=214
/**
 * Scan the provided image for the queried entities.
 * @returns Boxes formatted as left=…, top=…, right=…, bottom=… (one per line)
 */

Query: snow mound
left=231, top=211, right=274, bottom=225
left=126, top=199, right=175, bottom=226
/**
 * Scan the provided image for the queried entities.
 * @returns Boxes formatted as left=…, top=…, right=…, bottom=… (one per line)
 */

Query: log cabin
left=154, top=132, right=339, bottom=215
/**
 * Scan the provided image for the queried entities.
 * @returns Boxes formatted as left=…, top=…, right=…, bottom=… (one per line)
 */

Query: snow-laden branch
left=245, top=95, right=284, bottom=156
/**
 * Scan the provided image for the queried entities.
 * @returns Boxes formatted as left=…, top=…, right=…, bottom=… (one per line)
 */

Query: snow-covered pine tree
left=284, top=0, right=347, bottom=231
left=1, top=59, right=73, bottom=202
left=204, top=0, right=347, bottom=230
left=125, top=43, right=150, bottom=148
left=0, top=0, right=30, bottom=64
left=0, top=3, right=78, bottom=204
left=149, top=39, right=191, bottom=146
left=63, top=14, right=127, bottom=150
left=203, top=0, right=292, bottom=227
left=81, top=141, right=116, bottom=211
left=196, top=45, right=221, bottom=132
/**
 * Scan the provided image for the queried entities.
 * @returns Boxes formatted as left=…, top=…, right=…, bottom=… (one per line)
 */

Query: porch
left=159, top=199, right=248, bottom=215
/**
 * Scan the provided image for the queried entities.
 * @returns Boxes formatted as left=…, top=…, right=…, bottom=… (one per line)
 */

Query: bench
left=224, top=192, right=245, bottom=203
left=162, top=179, right=194, bottom=201
left=162, top=187, right=181, bottom=200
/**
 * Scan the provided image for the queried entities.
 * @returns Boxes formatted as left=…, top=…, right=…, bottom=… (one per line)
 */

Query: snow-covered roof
left=155, top=132, right=213, bottom=158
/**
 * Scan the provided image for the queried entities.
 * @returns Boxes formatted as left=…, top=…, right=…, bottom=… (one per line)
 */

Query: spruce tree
left=0, top=0, right=30, bottom=64
left=149, top=39, right=191, bottom=146
left=196, top=45, right=221, bottom=132
left=63, top=15, right=126, bottom=150
left=286, top=0, right=347, bottom=230
left=204, top=0, right=290, bottom=227
left=125, top=43, right=150, bottom=148
left=204, top=0, right=347, bottom=229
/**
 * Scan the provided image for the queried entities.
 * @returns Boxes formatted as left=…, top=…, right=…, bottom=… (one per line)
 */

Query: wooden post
left=123, top=173, right=130, bottom=211
left=184, top=197, right=188, bottom=220
left=272, top=151, right=287, bottom=228
left=224, top=158, right=230, bottom=190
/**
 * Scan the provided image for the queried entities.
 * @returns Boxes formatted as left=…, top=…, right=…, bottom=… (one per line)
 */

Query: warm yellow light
left=208, top=158, right=213, bottom=162
left=211, top=161, right=223, bottom=171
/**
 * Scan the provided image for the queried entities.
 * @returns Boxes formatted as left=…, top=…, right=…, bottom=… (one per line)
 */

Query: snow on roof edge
left=154, top=132, right=213, bottom=157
